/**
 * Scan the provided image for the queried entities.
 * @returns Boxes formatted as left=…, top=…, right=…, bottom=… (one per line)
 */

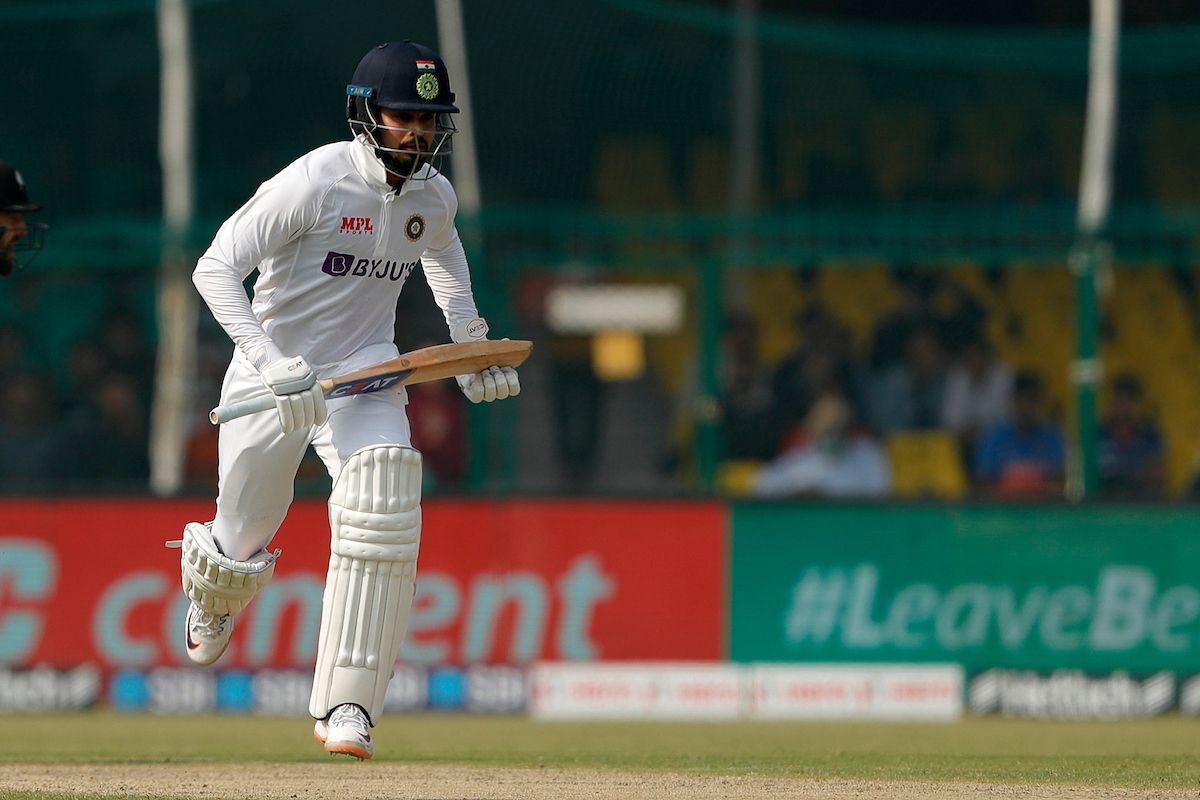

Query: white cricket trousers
left=211, top=352, right=412, bottom=561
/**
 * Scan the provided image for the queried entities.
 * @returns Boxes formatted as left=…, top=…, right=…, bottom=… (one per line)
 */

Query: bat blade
left=209, top=339, right=533, bottom=425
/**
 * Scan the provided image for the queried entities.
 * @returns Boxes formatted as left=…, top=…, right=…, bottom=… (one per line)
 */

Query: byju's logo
left=321, top=251, right=355, bottom=276
left=340, top=216, right=375, bottom=234
left=321, top=251, right=419, bottom=282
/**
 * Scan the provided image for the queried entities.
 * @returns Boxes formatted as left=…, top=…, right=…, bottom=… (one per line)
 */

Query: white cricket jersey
left=193, top=136, right=485, bottom=379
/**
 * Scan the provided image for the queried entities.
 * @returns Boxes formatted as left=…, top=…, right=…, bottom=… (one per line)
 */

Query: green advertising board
left=731, top=505, right=1200, bottom=672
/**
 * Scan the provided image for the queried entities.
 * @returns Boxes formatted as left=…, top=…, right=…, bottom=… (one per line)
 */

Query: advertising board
left=732, top=504, right=1200, bottom=673
left=0, top=499, right=726, bottom=670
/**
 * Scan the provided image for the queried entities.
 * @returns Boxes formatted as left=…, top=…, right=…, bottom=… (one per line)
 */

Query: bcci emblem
left=415, top=73, right=440, bottom=101
left=404, top=213, right=426, bottom=242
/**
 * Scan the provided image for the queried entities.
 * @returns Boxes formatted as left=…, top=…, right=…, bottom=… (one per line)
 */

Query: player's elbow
left=193, top=254, right=235, bottom=285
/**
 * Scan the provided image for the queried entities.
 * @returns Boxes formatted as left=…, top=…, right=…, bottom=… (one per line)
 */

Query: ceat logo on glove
left=466, top=319, right=489, bottom=339
left=288, top=360, right=305, bottom=371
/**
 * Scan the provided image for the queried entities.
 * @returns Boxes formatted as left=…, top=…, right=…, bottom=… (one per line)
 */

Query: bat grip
left=209, top=392, right=277, bottom=425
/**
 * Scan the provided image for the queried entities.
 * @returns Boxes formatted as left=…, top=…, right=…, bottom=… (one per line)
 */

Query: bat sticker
left=326, top=370, right=412, bottom=398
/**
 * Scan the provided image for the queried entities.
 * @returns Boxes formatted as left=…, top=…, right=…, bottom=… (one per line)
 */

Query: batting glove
left=261, top=355, right=328, bottom=433
left=456, top=365, right=521, bottom=403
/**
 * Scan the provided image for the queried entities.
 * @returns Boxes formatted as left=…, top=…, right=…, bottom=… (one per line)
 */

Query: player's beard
left=381, top=137, right=432, bottom=179
left=0, top=250, right=14, bottom=277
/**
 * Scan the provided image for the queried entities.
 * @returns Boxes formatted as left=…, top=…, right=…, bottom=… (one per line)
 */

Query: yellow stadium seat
left=716, top=459, right=764, bottom=497
left=594, top=139, right=678, bottom=211
left=815, top=263, right=899, bottom=357
left=886, top=431, right=969, bottom=500
left=946, top=262, right=1001, bottom=306
left=743, top=266, right=806, bottom=363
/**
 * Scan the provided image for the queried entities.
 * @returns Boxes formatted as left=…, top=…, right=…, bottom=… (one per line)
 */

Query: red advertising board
left=0, top=499, right=726, bottom=669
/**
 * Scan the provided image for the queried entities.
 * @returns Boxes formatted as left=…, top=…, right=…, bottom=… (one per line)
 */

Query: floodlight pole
left=436, top=0, right=504, bottom=491
left=149, top=0, right=197, bottom=496
left=1069, top=0, right=1120, bottom=501
left=727, top=0, right=760, bottom=313
left=435, top=0, right=482, bottom=216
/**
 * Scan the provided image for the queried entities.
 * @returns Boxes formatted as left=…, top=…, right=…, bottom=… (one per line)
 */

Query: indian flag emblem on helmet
left=405, top=213, right=426, bottom=242
left=416, top=73, right=440, bottom=101
left=416, top=60, right=436, bottom=70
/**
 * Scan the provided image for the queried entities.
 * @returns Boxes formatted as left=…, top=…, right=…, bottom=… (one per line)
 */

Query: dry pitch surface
left=2, top=712, right=1199, bottom=799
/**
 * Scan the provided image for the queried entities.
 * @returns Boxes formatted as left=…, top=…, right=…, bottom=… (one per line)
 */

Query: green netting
left=3, top=2, right=1199, bottom=495
left=4, top=0, right=1198, bottom=270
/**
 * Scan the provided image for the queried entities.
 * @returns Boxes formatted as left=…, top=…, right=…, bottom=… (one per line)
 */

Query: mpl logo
left=340, top=216, right=375, bottom=234
left=321, top=251, right=355, bottom=276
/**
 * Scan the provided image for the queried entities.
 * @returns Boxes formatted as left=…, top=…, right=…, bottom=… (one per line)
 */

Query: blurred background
left=5, top=0, right=1200, bottom=501
left=3, top=0, right=1200, bottom=722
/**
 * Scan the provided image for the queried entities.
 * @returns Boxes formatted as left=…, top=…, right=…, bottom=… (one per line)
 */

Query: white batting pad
left=176, top=522, right=280, bottom=615
left=309, top=445, right=422, bottom=721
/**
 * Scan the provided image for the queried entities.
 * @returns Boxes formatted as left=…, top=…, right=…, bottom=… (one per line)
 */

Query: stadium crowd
left=718, top=268, right=1168, bottom=501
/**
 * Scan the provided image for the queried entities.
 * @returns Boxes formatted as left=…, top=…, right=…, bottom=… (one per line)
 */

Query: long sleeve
left=193, top=259, right=284, bottom=369
left=421, top=229, right=485, bottom=342
left=419, top=180, right=485, bottom=342
left=192, top=164, right=325, bottom=369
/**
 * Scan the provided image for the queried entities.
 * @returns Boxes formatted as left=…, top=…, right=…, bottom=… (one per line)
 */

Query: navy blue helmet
left=0, top=160, right=46, bottom=275
left=0, top=161, right=41, bottom=213
left=347, top=41, right=459, bottom=181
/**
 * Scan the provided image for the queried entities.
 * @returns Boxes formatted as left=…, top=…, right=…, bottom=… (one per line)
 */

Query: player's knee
left=211, top=511, right=287, bottom=561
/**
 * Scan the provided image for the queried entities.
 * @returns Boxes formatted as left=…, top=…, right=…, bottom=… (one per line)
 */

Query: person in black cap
left=0, top=160, right=47, bottom=276
left=173, top=41, right=520, bottom=760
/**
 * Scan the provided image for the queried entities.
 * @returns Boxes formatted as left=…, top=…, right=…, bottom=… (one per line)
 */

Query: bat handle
left=209, top=392, right=277, bottom=425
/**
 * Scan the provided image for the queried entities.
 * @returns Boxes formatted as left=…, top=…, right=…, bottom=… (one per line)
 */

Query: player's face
left=0, top=212, right=27, bottom=247
left=377, top=109, right=437, bottom=160
left=0, top=212, right=26, bottom=276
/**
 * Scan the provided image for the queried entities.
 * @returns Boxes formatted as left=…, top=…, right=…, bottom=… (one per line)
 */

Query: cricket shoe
left=184, top=602, right=233, bottom=666
left=315, top=703, right=374, bottom=760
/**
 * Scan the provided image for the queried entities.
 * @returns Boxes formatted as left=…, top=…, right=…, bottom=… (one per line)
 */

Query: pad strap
left=170, top=522, right=279, bottom=615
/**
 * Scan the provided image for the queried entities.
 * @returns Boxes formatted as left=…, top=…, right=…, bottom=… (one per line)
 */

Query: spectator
left=55, top=373, right=150, bottom=488
left=771, top=305, right=864, bottom=430
left=100, top=308, right=154, bottom=402
left=870, top=269, right=936, bottom=371
left=0, top=372, right=58, bottom=491
left=754, top=390, right=891, bottom=499
left=185, top=341, right=239, bottom=492
left=870, top=268, right=985, bottom=372
left=941, top=334, right=1013, bottom=452
left=548, top=331, right=603, bottom=485
left=867, top=323, right=947, bottom=434
left=974, top=370, right=1065, bottom=498
left=719, top=314, right=782, bottom=460
left=64, top=339, right=110, bottom=408
left=407, top=375, right=467, bottom=489
left=1098, top=373, right=1164, bottom=499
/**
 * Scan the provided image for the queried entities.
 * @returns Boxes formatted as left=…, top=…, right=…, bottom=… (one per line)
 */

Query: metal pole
left=435, top=0, right=498, bottom=492
left=696, top=257, right=723, bottom=490
left=727, top=0, right=760, bottom=312
left=1069, top=0, right=1120, bottom=501
left=150, top=0, right=197, bottom=496
left=435, top=0, right=482, bottom=216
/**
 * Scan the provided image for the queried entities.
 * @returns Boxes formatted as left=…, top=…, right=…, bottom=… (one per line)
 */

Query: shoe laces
left=328, top=704, right=371, bottom=738
left=190, top=609, right=230, bottom=641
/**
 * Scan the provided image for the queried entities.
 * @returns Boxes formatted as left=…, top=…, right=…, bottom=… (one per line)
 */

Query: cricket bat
left=209, top=339, right=533, bottom=425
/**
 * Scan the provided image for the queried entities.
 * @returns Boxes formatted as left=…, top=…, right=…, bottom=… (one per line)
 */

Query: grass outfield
left=2, top=711, right=1200, bottom=789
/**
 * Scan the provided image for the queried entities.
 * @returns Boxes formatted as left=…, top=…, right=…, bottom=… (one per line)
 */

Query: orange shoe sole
left=325, top=741, right=372, bottom=760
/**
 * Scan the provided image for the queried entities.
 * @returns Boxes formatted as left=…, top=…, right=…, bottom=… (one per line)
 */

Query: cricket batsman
left=0, top=160, right=47, bottom=276
left=173, top=41, right=520, bottom=759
